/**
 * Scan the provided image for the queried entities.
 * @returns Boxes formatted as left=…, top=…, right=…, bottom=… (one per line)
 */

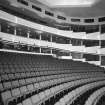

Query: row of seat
left=0, top=70, right=103, bottom=82
left=14, top=76, right=105, bottom=105
left=85, top=86, right=105, bottom=105
left=0, top=73, right=76, bottom=91
left=1, top=74, right=105, bottom=105
left=95, top=91, right=105, bottom=105
left=0, top=71, right=75, bottom=82
left=0, top=74, right=85, bottom=105
left=0, top=51, right=105, bottom=105
left=1, top=72, right=105, bottom=92
left=54, top=80, right=105, bottom=105
left=13, top=78, right=102, bottom=105
left=0, top=51, right=103, bottom=74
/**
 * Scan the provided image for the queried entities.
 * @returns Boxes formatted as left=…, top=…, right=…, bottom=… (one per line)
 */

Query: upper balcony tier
left=0, top=10, right=105, bottom=41
left=0, top=0, right=105, bottom=31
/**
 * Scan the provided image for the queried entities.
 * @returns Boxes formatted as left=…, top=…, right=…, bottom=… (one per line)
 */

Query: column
left=39, top=34, right=42, bottom=40
left=99, top=25, right=101, bottom=65
left=50, top=49, right=52, bottom=54
left=81, top=40, right=83, bottom=46
left=81, top=40, right=84, bottom=59
left=50, top=35, right=52, bottom=54
left=81, top=53, right=84, bottom=59
left=50, top=35, right=52, bottom=42
left=70, top=52, right=71, bottom=56
left=14, top=27, right=17, bottom=35
left=13, top=27, right=17, bottom=49
left=39, top=47, right=41, bottom=53
left=99, top=25, right=101, bottom=47
left=69, top=39, right=72, bottom=57
left=27, top=31, right=30, bottom=38
left=69, top=39, right=71, bottom=44
left=27, top=46, right=30, bottom=51
left=39, top=33, right=42, bottom=53
left=0, top=23, right=1, bottom=32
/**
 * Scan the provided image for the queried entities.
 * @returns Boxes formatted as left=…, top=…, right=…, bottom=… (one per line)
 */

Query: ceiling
left=37, top=0, right=99, bottom=7
left=36, top=0, right=105, bottom=17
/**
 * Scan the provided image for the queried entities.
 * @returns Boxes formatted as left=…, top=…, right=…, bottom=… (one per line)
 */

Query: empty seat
left=8, top=73, right=15, bottom=80
left=55, top=102, right=61, bottom=105
left=25, top=78, right=32, bottom=84
left=19, top=79, right=26, bottom=86
left=31, top=94, right=40, bottom=104
left=39, top=81, right=46, bottom=88
left=39, top=91, right=46, bottom=100
left=31, top=77, right=37, bottom=83
left=45, top=89, right=51, bottom=97
left=34, top=83, right=40, bottom=90
left=50, top=87, right=56, bottom=94
left=17, top=103, right=22, bottom=105
left=26, top=72, right=31, bottom=78
left=1, top=91, right=12, bottom=104
left=59, top=98, right=66, bottom=105
left=0, top=83, right=4, bottom=91
left=20, top=73, right=26, bottom=78
left=1, top=74, right=9, bottom=81
left=15, top=73, right=21, bottom=79
left=20, top=86, right=28, bottom=95
left=36, top=77, right=42, bottom=82
left=11, top=80, right=19, bottom=88
left=3, top=82, right=11, bottom=90
left=27, top=84, right=34, bottom=91
left=22, top=98, right=32, bottom=105
left=12, top=88, right=21, bottom=97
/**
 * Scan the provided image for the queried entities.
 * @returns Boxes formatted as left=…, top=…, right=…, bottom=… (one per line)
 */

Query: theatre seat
left=17, top=103, right=22, bottom=105
left=1, top=91, right=12, bottom=105
left=54, top=80, right=105, bottom=105
left=11, top=88, right=21, bottom=97
left=85, top=86, right=105, bottom=105
left=0, top=83, right=3, bottom=91
left=31, top=94, right=40, bottom=104
left=0, top=51, right=105, bottom=105
left=22, top=98, right=32, bottom=105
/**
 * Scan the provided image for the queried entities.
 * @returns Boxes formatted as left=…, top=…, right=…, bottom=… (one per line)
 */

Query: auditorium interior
left=1, top=0, right=105, bottom=105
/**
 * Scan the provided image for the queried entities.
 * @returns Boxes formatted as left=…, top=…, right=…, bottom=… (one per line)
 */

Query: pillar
left=39, top=34, right=42, bottom=40
left=0, top=23, right=1, bottom=32
left=27, top=31, right=30, bottom=38
left=99, top=25, right=101, bottom=65
left=50, top=35, right=52, bottom=42
left=39, top=47, right=41, bottom=53
left=14, top=27, right=17, bottom=35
